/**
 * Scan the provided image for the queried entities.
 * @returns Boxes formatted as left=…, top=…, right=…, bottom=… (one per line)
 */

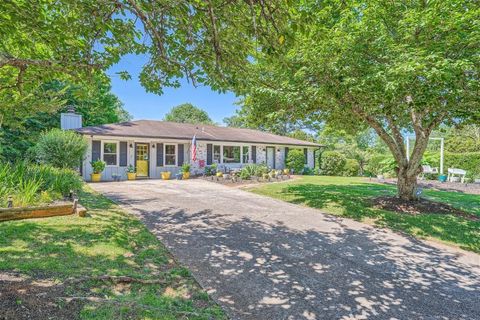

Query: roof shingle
left=75, top=120, right=321, bottom=147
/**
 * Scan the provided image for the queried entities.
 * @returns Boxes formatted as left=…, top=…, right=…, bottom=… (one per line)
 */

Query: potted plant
left=181, top=163, right=191, bottom=179
left=126, top=165, right=136, bottom=180
left=211, top=163, right=218, bottom=175
left=161, top=171, right=171, bottom=180
left=90, top=160, right=106, bottom=182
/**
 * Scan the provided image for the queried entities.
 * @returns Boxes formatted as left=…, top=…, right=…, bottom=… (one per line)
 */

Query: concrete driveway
left=90, top=179, right=480, bottom=320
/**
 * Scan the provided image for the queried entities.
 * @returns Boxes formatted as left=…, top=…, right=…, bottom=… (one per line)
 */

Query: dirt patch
left=0, top=272, right=84, bottom=320
left=371, top=196, right=479, bottom=221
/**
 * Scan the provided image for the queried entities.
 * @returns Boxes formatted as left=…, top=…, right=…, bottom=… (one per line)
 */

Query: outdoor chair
left=420, top=165, right=439, bottom=180
left=447, top=168, right=467, bottom=183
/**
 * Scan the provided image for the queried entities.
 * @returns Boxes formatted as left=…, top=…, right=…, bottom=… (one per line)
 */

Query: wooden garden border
left=0, top=202, right=76, bottom=222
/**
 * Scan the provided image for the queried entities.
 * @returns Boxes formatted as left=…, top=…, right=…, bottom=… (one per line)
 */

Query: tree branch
left=352, top=107, right=405, bottom=164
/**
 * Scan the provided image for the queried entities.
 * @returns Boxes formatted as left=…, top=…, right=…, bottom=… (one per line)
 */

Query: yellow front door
left=136, top=144, right=149, bottom=177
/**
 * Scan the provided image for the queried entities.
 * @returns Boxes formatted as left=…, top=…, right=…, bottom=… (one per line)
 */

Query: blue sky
left=107, top=54, right=239, bottom=124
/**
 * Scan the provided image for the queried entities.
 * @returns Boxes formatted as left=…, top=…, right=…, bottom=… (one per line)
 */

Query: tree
left=164, top=103, right=214, bottom=125
left=235, top=0, right=480, bottom=200
left=1, top=0, right=286, bottom=127
left=0, top=76, right=131, bottom=161
left=33, top=129, right=88, bottom=169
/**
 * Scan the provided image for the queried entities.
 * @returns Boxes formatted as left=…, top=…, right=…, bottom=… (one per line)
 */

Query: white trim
left=101, top=140, right=119, bottom=167
left=164, top=143, right=177, bottom=167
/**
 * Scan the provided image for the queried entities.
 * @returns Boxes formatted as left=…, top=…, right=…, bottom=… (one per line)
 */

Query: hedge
left=320, top=151, right=346, bottom=175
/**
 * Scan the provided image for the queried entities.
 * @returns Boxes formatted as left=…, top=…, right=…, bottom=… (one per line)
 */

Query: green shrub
left=286, top=149, right=305, bottom=174
left=302, top=167, right=315, bottom=175
left=342, top=159, right=360, bottom=176
left=320, top=151, right=346, bottom=176
left=34, top=129, right=88, bottom=169
left=0, top=161, right=82, bottom=207
left=240, top=164, right=268, bottom=179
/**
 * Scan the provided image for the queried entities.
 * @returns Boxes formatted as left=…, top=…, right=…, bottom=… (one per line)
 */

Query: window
left=242, top=146, right=249, bottom=163
left=103, top=142, right=118, bottom=166
left=223, top=146, right=240, bottom=163
left=213, top=145, right=221, bottom=163
left=165, top=144, right=176, bottom=166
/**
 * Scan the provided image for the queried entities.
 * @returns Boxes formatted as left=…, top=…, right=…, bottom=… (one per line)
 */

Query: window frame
left=101, top=141, right=119, bottom=167
left=242, top=146, right=250, bottom=164
left=222, top=145, right=241, bottom=164
left=164, top=143, right=177, bottom=166
left=213, top=145, right=221, bottom=163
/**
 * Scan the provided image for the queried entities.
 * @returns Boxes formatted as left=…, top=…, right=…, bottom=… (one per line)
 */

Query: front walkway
left=90, top=179, right=480, bottom=320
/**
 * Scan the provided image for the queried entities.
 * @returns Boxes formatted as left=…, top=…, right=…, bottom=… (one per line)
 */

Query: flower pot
left=91, top=173, right=102, bottom=182
left=182, top=172, right=190, bottom=180
left=438, top=174, right=448, bottom=183
left=127, top=172, right=136, bottom=180
left=161, top=172, right=171, bottom=180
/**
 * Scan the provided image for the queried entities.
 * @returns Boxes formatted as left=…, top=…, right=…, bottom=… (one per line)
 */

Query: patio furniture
left=447, top=168, right=467, bottom=183
left=420, top=165, right=439, bottom=180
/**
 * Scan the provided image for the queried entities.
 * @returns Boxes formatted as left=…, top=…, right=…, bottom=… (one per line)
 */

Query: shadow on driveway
left=93, top=181, right=480, bottom=320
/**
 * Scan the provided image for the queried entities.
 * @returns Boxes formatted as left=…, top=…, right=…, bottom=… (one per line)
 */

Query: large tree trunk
left=396, top=166, right=421, bottom=201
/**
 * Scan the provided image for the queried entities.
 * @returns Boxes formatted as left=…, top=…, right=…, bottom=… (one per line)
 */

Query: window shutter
left=251, top=146, right=256, bottom=164
left=206, top=144, right=213, bottom=165
left=304, top=148, right=308, bottom=164
left=119, top=142, right=128, bottom=166
left=92, top=141, right=101, bottom=161
left=157, top=143, right=163, bottom=166
left=178, top=144, right=184, bottom=165
left=285, top=147, right=289, bottom=162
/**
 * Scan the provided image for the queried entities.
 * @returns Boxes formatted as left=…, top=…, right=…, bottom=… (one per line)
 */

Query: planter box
left=0, top=202, right=75, bottom=222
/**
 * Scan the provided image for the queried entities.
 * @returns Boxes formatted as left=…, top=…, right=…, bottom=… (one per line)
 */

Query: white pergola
left=405, top=136, right=445, bottom=174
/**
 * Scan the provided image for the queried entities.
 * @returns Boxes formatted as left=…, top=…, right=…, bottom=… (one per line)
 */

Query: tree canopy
left=0, top=0, right=287, bottom=127
left=233, top=0, right=480, bottom=200
left=164, top=103, right=214, bottom=125
left=0, top=76, right=131, bottom=161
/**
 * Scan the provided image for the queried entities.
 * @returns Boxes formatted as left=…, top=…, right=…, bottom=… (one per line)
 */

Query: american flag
left=191, top=135, right=197, bottom=162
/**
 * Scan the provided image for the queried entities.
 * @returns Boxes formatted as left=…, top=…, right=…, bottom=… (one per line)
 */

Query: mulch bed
left=371, top=196, right=479, bottom=221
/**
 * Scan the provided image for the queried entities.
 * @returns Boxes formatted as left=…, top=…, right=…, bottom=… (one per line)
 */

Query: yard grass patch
left=249, top=176, right=480, bottom=253
left=0, top=186, right=225, bottom=320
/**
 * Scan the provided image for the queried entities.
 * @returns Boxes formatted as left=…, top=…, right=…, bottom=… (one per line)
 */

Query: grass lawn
left=249, top=176, right=480, bottom=253
left=0, top=186, right=225, bottom=320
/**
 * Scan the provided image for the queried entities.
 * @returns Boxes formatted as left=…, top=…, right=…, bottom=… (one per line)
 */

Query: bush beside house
left=285, top=149, right=305, bottom=174
left=32, top=129, right=88, bottom=169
